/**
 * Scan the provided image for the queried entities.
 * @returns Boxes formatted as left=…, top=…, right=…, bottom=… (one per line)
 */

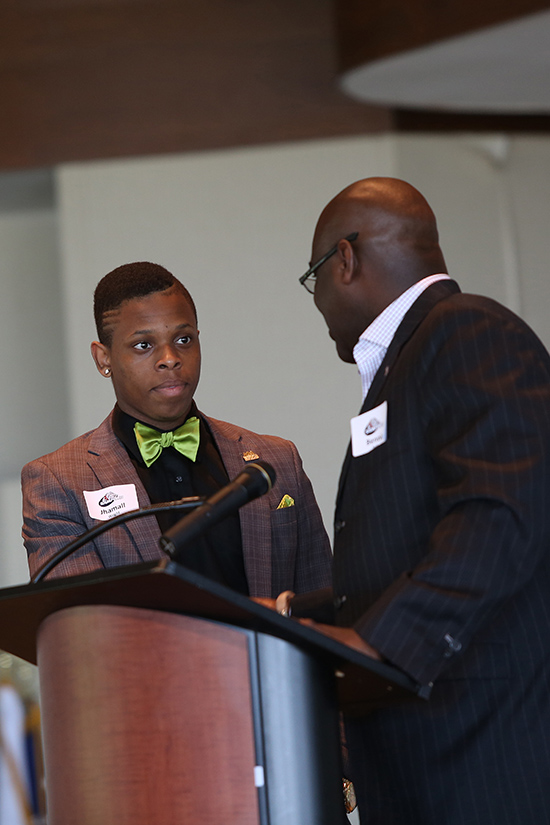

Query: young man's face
left=92, top=287, right=201, bottom=430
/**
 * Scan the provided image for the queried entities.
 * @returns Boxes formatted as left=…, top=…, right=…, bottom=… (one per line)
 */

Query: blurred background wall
left=1, top=132, right=549, bottom=586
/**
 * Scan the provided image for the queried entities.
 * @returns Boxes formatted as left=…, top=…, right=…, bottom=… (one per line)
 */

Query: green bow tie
left=134, top=417, right=200, bottom=467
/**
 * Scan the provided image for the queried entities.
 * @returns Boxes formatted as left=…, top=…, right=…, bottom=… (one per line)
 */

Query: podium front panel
left=37, top=603, right=344, bottom=825
left=38, top=605, right=261, bottom=825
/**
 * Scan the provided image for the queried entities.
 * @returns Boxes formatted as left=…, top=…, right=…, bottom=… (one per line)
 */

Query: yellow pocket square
left=277, top=494, right=295, bottom=509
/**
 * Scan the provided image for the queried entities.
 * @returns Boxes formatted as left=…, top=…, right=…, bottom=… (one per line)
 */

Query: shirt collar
left=353, top=274, right=450, bottom=400
left=357, top=274, right=451, bottom=352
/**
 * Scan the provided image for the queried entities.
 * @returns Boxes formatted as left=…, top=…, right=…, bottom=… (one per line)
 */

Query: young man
left=22, top=262, right=332, bottom=598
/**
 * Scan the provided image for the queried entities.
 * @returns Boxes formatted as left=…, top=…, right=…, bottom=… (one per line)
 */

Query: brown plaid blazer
left=22, top=411, right=332, bottom=596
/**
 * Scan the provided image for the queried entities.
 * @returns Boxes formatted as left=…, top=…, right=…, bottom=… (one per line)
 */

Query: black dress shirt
left=112, top=403, right=248, bottom=595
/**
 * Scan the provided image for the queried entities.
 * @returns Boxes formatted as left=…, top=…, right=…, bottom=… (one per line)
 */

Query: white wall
left=0, top=205, right=67, bottom=475
left=396, top=135, right=550, bottom=345
left=0, top=171, right=66, bottom=586
left=2, top=134, right=550, bottom=587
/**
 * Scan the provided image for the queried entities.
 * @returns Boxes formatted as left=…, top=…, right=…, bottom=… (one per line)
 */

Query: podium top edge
left=0, top=559, right=421, bottom=701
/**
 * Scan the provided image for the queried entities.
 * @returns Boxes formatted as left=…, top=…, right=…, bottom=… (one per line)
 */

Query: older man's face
left=311, top=233, right=361, bottom=364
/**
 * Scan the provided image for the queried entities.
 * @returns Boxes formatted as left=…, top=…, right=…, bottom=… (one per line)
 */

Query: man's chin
left=335, top=341, right=355, bottom=364
left=146, top=401, right=193, bottom=430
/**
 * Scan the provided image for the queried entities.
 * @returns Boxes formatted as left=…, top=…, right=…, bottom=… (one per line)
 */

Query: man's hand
left=251, top=590, right=295, bottom=616
left=298, top=620, right=382, bottom=660
left=250, top=597, right=277, bottom=610
left=251, top=593, right=382, bottom=660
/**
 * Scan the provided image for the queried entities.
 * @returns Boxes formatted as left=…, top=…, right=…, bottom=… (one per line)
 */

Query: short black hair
left=94, top=262, right=197, bottom=346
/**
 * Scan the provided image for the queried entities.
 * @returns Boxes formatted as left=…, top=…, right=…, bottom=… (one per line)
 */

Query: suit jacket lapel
left=205, top=416, right=273, bottom=596
left=336, top=280, right=461, bottom=508
left=363, top=279, right=460, bottom=411
left=85, top=413, right=162, bottom=562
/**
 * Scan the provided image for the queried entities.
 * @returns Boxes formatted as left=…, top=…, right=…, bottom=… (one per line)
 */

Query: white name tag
left=351, top=401, right=388, bottom=457
left=83, top=484, right=140, bottom=521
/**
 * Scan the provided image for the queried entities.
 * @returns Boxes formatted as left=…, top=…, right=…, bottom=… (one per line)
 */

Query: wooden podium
left=0, top=559, right=421, bottom=824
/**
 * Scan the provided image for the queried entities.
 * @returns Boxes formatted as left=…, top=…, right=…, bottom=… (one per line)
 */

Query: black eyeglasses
left=299, top=232, right=358, bottom=294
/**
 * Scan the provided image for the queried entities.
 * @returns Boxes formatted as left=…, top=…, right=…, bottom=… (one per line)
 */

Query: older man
left=293, top=177, right=550, bottom=823
left=22, top=261, right=332, bottom=598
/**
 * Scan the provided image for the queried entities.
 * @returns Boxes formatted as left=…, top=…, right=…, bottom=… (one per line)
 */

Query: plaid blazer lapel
left=85, top=413, right=162, bottom=562
left=205, top=416, right=273, bottom=597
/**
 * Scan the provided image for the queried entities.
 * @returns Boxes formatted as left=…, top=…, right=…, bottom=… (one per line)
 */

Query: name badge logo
left=364, top=417, right=381, bottom=436
left=98, top=491, right=119, bottom=507
left=350, top=401, right=388, bottom=457
left=84, top=484, right=140, bottom=521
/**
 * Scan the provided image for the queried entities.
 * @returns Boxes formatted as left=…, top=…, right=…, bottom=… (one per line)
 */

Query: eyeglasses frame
left=299, top=232, right=359, bottom=293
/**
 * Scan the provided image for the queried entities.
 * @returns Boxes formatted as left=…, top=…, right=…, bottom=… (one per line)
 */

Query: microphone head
left=244, top=460, right=276, bottom=495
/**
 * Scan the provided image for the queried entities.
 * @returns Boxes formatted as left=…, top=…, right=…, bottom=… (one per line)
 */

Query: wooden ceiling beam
left=0, top=0, right=390, bottom=170
left=335, top=0, right=550, bottom=71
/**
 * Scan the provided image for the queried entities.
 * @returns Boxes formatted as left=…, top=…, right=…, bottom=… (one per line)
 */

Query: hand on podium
left=250, top=596, right=277, bottom=610
left=298, top=620, right=383, bottom=661
left=253, top=590, right=382, bottom=660
left=251, top=590, right=295, bottom=616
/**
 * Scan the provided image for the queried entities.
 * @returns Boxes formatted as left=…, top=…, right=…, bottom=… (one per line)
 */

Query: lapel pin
left=242, top=451, right=260, bottom=461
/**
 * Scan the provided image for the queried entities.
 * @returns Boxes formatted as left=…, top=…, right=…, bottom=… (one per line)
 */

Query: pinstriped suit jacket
left=334, top=280, right=550, bottom=823
left=22, top=411, right=332, bottom=597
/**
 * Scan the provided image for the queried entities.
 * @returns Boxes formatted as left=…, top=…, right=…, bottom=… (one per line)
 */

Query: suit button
left=335, top=519, right=346, bottom=533
left=443, top=633, right=462, bottom=658
left=334, top=595, right=347, bottom=609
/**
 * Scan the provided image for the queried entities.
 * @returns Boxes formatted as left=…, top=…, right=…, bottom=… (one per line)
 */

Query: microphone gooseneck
left=31, top=496, right=204, bottom=584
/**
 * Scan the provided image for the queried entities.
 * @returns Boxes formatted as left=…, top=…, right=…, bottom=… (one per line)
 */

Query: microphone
left=159, top=460, right=276, bottom=560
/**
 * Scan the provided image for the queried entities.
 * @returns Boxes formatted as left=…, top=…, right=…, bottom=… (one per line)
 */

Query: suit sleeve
left=22, top=458, right=105, bottom=580
left=353, top=302, right=550, bottom=685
